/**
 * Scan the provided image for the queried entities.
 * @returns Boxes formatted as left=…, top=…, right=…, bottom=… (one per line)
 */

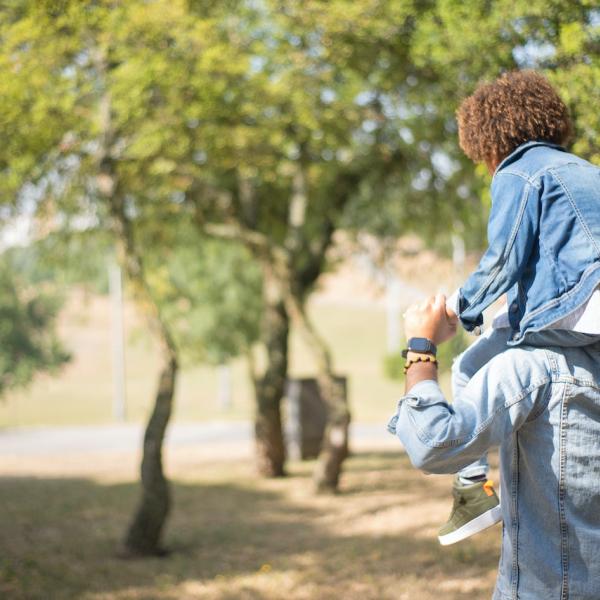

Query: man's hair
left=456, top=70, right=573, bottom=164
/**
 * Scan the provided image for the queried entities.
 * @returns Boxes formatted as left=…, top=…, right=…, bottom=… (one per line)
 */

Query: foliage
left=408, top=0, right=599, bottom=147
left=348, top=0, right=600, bottom=253
left=1, top=0, right=596, bottom=311
left=0, top=0, right=264, bottom=365
left=147, top=233, right=263, bottom=365
left=0, top=0, right=598, bottom=375
left=6, top=233, right=114, bottom=294
left=0, top=254, right=70, bottom=397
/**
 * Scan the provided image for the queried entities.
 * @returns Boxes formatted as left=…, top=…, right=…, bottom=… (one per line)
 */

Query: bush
left=0, top=258, right=70, bottom=396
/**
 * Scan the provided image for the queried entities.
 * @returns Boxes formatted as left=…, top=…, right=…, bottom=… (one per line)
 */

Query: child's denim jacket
left=458, top=141, right=600, bottom=344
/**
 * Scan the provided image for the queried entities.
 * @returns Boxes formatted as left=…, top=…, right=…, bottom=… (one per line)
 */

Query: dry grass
left=0, top=447, right=500, bottom=600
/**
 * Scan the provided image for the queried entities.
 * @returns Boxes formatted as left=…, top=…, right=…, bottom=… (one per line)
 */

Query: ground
left=0, top=445, right=501, bottom=600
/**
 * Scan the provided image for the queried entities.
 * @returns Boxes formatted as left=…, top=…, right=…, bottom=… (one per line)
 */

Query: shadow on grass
left=0, top=451, right=500, bottom=600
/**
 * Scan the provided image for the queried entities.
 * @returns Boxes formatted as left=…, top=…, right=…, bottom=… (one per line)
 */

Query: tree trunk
left=254, top=298, right=289, bottom=477
left=254, top=268, right=289, bottom=477
left=312, top=374, right=350, bottom=493
left=123, top=352, right=177, bottom=556
left=281, top=290, right=350, bottom=493
left=105, top=190, right=180, bottom=556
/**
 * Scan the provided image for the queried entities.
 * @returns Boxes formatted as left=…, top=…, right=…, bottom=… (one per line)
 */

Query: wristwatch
left=401, top=337, right=437, bottom=358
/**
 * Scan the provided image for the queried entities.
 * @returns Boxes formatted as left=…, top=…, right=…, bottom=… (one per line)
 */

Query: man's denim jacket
left=458, top=141, right=600, bottom=343
left=387, top=336, right=600, bottom=600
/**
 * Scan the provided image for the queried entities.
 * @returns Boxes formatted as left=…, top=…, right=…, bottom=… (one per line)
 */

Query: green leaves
left=0, top=254, right=70, bottom=397
left=1, top=0, right=599, bottom=376
left=148, top=232, right=262, bottom=365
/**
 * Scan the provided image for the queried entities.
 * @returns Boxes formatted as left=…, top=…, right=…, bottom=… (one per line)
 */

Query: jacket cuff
left=404, top=379, right=444, bottom=405
left=387, top=379, right=445, bottom=435
left=458, top=291, right=484, bottom=333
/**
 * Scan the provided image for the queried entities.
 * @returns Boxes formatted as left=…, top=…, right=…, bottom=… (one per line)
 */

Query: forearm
left=405, top=361, right=438, bottom=393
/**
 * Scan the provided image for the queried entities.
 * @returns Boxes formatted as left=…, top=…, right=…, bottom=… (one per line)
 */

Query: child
left=431, top=70, right=600, bottom=545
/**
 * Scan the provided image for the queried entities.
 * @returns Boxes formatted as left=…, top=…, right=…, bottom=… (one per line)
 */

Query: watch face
left=410, top=338, right=431, bottom=352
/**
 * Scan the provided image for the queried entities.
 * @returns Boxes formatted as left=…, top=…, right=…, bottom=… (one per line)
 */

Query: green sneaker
left=438, top=477, right=502, bottom=546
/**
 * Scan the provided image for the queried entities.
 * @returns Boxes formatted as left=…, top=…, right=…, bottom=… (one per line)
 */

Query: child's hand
left=404, top=293, right=458, bottom=345
left=446, top=305, right=458, bottom=322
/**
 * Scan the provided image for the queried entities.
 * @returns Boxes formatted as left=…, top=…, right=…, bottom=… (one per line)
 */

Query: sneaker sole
left=438, top=504, right=502, bottom=546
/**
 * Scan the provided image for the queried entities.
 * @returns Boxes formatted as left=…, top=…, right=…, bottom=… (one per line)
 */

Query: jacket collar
left=494, top=140, right=566, bottom=177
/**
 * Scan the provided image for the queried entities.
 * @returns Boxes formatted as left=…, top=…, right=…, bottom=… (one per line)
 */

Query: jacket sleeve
left=458, top=173, right=539, bottom=332
left=386, top=347, right=551, bottom=474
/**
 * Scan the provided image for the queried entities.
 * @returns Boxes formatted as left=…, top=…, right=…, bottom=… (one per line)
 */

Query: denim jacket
left=458, top=141, right=600, bottom=344
left=387, top=335, right=600, bottom=600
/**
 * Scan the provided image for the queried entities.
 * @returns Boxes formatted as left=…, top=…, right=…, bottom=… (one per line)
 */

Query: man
left=388, top=293, right=600, bottom=599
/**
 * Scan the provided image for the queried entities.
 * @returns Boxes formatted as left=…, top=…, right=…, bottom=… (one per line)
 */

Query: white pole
left=217, top=363, right=232, bottom=410
left=109, top=263, right=126, bottom=421
left=452, top=219, right=466, bottom=278
left=386, top=275, right=402, bottom=353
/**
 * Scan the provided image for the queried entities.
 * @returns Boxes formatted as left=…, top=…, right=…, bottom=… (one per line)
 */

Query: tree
left=2, top=0, right=494, bottom=498
left=187, top=0, right=454, bottom=490
left=198, top=0, right=550, bottom=490
left=0, top=0, right=259, bottom=554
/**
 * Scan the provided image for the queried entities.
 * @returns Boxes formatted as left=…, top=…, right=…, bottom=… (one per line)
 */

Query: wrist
left=405, top=359, right=439, bottom=392
left=403, top=352, right=438, bottom=375
left=405, top=350, right=435, bottom=361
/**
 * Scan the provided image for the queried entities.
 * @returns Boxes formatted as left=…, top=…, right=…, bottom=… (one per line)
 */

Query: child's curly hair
left=456, top=70, right=573, bottom=165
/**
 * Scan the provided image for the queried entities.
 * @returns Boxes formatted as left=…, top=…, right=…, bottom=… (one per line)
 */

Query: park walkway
left=0, top=421, right=399, bottom=457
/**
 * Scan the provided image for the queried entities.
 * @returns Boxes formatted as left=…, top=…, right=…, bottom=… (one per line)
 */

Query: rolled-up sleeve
left=387, top=349, right=551, bottom=473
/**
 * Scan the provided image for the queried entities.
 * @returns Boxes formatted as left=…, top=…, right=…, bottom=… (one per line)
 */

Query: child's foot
left=438, top=476, right=501, bottom=545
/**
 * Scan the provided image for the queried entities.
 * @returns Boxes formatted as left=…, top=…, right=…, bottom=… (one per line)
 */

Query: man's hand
left=403, top=293, right=458, bottom=346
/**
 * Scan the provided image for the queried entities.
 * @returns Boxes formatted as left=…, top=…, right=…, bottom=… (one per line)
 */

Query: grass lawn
left=0, top=447, right=500, bottom=599
left=0, top=292, right=439, bottom=428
